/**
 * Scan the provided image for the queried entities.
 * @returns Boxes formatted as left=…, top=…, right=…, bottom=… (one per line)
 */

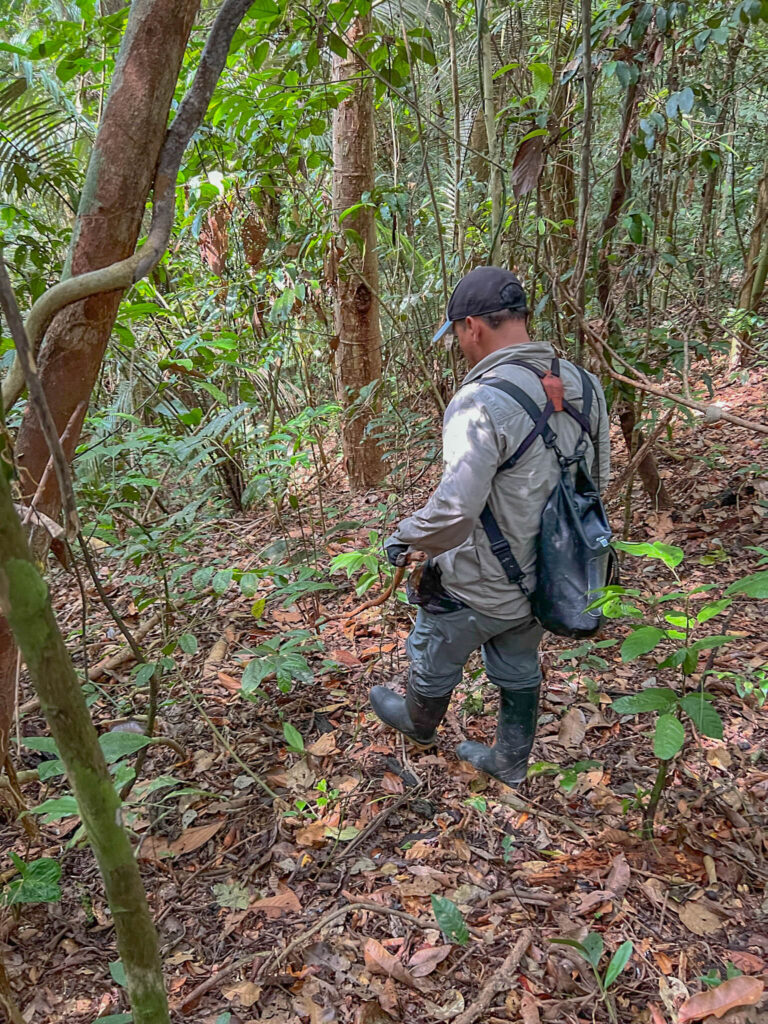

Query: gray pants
left=406, top=605, right=543, bottom=699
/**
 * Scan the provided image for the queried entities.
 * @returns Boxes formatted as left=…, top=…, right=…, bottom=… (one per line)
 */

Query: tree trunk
left=619, top=404, right=672, bottom=511
left=0, top=417, right=171, bottom=1024
left=332, top=15, right=384, bottom=491
left=731, top=158, right=768, bottom=367
left=0, top=0, right=199, bottom=758
left=479, top=0, right=501, bottom=263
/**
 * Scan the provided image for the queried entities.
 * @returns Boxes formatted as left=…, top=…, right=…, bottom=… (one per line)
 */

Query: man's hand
left=385, top=543, right=426, bottom=568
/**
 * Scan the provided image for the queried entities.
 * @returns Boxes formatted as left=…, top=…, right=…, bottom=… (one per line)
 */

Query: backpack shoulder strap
left=479, top=376, right=557, bottom=472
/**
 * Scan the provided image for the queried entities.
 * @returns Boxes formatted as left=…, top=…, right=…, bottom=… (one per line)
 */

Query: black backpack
left=478, top=358, right=615, bottom=639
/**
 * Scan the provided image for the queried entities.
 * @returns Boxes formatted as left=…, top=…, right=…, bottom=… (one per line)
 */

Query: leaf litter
left=3, top=365, right=768, bottom=1023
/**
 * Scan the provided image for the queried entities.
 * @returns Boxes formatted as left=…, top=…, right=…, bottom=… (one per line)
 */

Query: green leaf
left=248, top=0, right=280, bottom=16
left=22, top=736, right=59, bottom=755
left=620, top=626, right=665, bottom=661
left=29, top=796, right=79, bottom=822
left=239, top=572, right=260, bottom=597
left=283, top=722, right=304, bottom=752
left=529, top=61, right=553, bottom=102
left=99, top=731, right=150, bottom=764
left=679, top=695, right=723, bottom=739
left=688, top=635, right=737, bottom=653
left=604, top=940, right=633, bottom=988
left=242, top=658, right=269, bottom=693
left=581, top=931, right=604, bottom=969
left=614, top=541, right=684, bottom=568
left=678, top=86, right=694, bottom=114
left=133, top=662, right=156, bottom=687
left=212, top=569, right=233, bottom=594
left=179, top=633, right=198, bottom=655
left=93, top=1016, right=132, bottom=1024
left=109, top=959, right=128, bottom=988
left=725, top=571, right=768, bottom=598
left=192, top=567, right=214, bottom=590
left=653, top=714, right=685, bottom=759
left=612, top=688, right=677, bottom=714
left=697, top=598, right=732, bottom=623
left=5, top=857, right=62, bottom=905
left=431, top=895, right=469, bottom=946
left=37, top=758, right=65, bottom=782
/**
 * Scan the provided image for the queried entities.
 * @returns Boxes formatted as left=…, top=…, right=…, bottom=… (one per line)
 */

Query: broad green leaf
left=242, top=658, right=269, bottom=693
left=604, top=940, right=633, bottom=988
left=688, top=635, right=737, bottom=653
left=581, top=931, right=604, bottom=969
left=283, top=722, right=304, bottom=752
left=212, top=569, right=233, bottom=594
left=37, top=758, right=65, bottom=782
left=239, top=572, right=259, bottom=597
left=192, top=567, right=215, bottom=590
left=431, top=895, right=469, bottom=946
left=678, top=86, right=695, bottom=114
left=725, top=571, right=768, bottom=598
left=251, top=597, right=266, bottom=619
left=133, top=662, right=156, bottom=687
left=99, top=731, right=150, bottom=764
left=697, top=598, right=732, bottom=623
left=612, top=688, right=677, bottom=714
left=5, top=857, right=61, bottom=905
left=248, top=0, right=280, bottom=16
left=653, top=714, right=685, bottom=759
left=179, top=633, right=198, bottom=655
left=620, top=626, right=665, bottom=661
left=29, top=796, right=79, bottom=822
left=22, top=736, right=59, bottom=755
left=679, top=695, right=723, bottom=739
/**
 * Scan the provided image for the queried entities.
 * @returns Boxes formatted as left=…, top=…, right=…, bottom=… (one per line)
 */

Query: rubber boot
left=456, top=685, right=540, bottom=787
left=369, top=684, right=450, bottom=746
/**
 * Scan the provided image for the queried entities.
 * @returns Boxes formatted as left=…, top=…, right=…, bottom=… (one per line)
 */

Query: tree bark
left=478, top=0, right=501, bottom=263
left=332, top=15, right=384, bottom=491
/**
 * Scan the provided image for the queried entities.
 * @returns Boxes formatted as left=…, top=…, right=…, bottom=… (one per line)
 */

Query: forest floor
left=4, top=361, right=768, bottom=1024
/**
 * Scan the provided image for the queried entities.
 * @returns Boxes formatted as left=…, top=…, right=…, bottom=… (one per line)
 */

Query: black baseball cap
left=432, top=266, right=528, bottom=342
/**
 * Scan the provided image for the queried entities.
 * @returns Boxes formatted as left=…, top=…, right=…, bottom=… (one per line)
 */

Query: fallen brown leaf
left=251, top=885, right=302, bottom=919
left=364, top=938, right=419, bottom=989
left=677, top=976, right=765, bottom=1022
left=329, top=648, right=362, bottom=668
left=558, top=707, right=586, bottom=748
left=306, top=731, right=338, bottom=756
left=727, top=951, right=765, bottom=973
left=605, top=852, right=631, bottom=899
left=407, top=944, right=452, bottom=978
left=296, top=819, right=328, bottom=848
left=521, top=991, right=541, bottom=1024
left=222, top=980, right=262, bottom=1007
left=678, top=901, right=724, bottom=936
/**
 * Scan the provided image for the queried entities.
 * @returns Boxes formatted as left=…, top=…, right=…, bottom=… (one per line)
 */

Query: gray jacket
left=388, top=341, right=611, bottom=620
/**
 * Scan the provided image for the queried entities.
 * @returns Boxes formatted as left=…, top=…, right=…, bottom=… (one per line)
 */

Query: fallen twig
left=452, top=927, right=533, bottom=1024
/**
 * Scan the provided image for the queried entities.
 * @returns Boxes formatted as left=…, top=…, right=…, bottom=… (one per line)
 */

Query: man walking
left=369, top=266, right=610, bottom=787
